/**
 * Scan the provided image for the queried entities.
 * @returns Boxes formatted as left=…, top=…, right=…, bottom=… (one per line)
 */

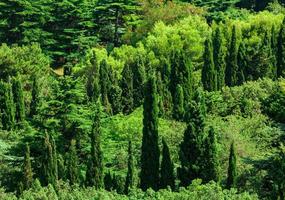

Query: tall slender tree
left=140, top=75, right=160, bottom=191
left=66, top=139, right=79, bottom=185
left=227, top=142, right=237, bottom=189
left=12, top=75, right=25, bottom=125
left=124, top=140, right=135, bottom=194
left=160, top=138, right=175, bottom=190
left=237, top=41, right=247, bottom=85
left=85, top=103, right=103, bottom=188
left=277, top=18, right=285, bottom=77
left=0, top=81, right=15, bottom=130
left=23, top=143, right=33, bottom=190
left=132, top=56, right=146, bottom=108
left=121, top=62, right=134, bottom=115
left=173, top=84, right=184, bottom=120
left=30, top=76, right=40, bottom=117
left=99, top=59, right=112, bottom=114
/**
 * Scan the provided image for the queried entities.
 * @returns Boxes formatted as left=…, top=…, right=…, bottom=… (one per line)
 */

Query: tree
left=173, top=84, right=185, bottom=120
left=202, top=127, right=220, bottom=183
left=226, top=25, right=239, bottom=87
left=23, top=144, right=33, bottom=190
left=237, top=41, right=247, bottom=85
left=160, top=138, right=175, bottom=190
left=121, top=63, right=134, bottom=115
left=12, top=75, right=25, bottom=125
left=227, top=142, right=237, bottom=189
left=43, top=132, right=58, bottom=187
left=124, top=141, right=135, bottom=194
left=99, top=59, right=112, bottom=114
left=132, top=56, right=146, bottom=108
left=202, top=37, right=217, bottom=91
left=104, top=171, right=113, bottom=191
left=85, top=103, right=103, bottom=189
left=86, top=53, right=100, bottom=102
left=277, top=18, right=285, bottom=77
left=30, top=76, right=40, bottom=117
left=66, top=139, right=79, bottom=185
left=213, top=26, right=226, bottom=90
left=140, top=75, right=160, bottom=191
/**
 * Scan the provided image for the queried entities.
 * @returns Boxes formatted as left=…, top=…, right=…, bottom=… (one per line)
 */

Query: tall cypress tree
left=104, top=171, right=113, bottom=191
left=121, top=62, right=134, bottom=115
left=237, top=41, right=247, bottom=85
left=43, top=132, right=58, bottom=187
left=202, top=37, right=217, bottom=91
left=226, top=25, right=239, bottom=87
left=271, top=25, right=278, bottom=79
left=30, top=76, right=40, bottom=117
left=85, top=103, right=103, bottom=188
left=160, top=138, right=175, bottom=190
left=99, top=59, right=112, bottom=115
left=213, top=26, right=226, bottom=90
left=227, top=142, right=237, bottom=189
left=86, top=53, right=100, bottom=102
left=202, top=127, right=220, bottom=183
left=12, top=76, right=25, bottom=125
left=132, top=56, right=146, bottom=108
left=124, top=140, right=134, bottom=194
left=0, top=81, right=15, bottom=130
left=66, top=139, right=79, bottom=185
left=277, top=18, right=285, bottom=77
left=23, top=143, right=33, bottom=190
left=140, top=75, right=160, bottom=191
left=173, top=84, right=184, bottom=121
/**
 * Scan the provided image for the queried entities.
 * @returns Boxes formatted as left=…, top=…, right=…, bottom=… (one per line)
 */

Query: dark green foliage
left=140, top=75, right=160, bottom=191
left=23, top=144, right=33, bottom=190
left=202, top=127, right=220, bottom=183
left=271, top=25, right=278, bottom=78
left=173, top=84, right=185, bottom=120
left=202, top=37, right=217, bottom=91
left=99, top=59, right=112, bottom=114
left=104, top=171, right=113, bottom=191
left=109, top=85, right=122, bottom=115
left=66, top=139, right=79, bottom=185
left=0, top=80, right=15, bottom=130
left=160, top=138, right=175, bottom=190
left=85, top=104, right=103, bottom=189
left=121, top=63, right=134, bottom=115
left=86, top=54, right=100, bottom=102
left=12, top=76, right=25, bottom=125
left=277, top=18, right=285, bottom=77
left=30, top=76, right=40, bottom=117
left=132, top=57, right=146, bottom=108
left=227, top=142, right=237, bottom=189
left=112, top=174, right=125, bottom=194
left=43, top=132, right=58, bottom=187
left=213, top=26, right=226, bottom=90
left=125, top=141, right=135, bottom=194
left=226, top=25, right=239, bottom=87
left=237, top=41, right=247, bottom=85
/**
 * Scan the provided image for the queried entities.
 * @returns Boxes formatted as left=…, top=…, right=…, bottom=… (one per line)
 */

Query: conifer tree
left=99, top=59, right=112, bottom=114
left=160, top=138, right=175, bottom=190
left=30, top=76, right=40, bottom=117
left=132, top=57, right=146, bottom=108
left=0, top=81, right=15, bottom=130
left=86, top=53, right=100, bottom=102
left=23, top=143, right=33, bottom=190
left=277, top=18, right=285, bottom=77
left=271, top=25, right=278, bottom=78
left=66, top=139, right=79, bottom=185
left=202, top=37, right=217, bottom=91
left=43, top=132, right=58, bottom=187
left=85, top=103, right=103, bottom=188
left=121, top=63, right=134, bottom=115
left=173, top=84, right=185, bottom=120
left=226, top=25, right=239, bottom=86
left=104, top=171, right=113, bottom=191
left=202, top=127, right=220, bottom=183
left=237, top=41, right=247, bottom=85
left=259, top=30, right=274, bottom=79
left=140, top=75, right=160, bottom=191
left=124, top=140, right=134, bottom=194
left=12, top=76, right=25, bottom=125
left=213, top=26, right=226, bottom=90
left=227, top=142, right=237, bottom=189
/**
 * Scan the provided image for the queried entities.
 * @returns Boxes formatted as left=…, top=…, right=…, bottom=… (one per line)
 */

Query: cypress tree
left=202, top=37, right=217, bottom=92
left=121, top=63, right=134, bottom=115
left=23, top=143, right=33, bottom=190
left=99, top=59, right=112, bottom=114
left=104, top=171, right=113, bottom=191
left=0, top=81, right=15, bottom=130
left=227, top=142, right=237, bottom=189
left=173, top=84, right=184, bottom=121
left=140, top=75, right=160, bottom=191
left=124, top=140, right=134, bottom=194
left=160, top=138, right=175, bottom=190
left=202, top=127, right=220, bottom=183
left=86, top=53, right=100, bottom=102
left=132, top=56, right=146, bottom=108
left=226, top=25, right=239, bottom=87
left=85, top=103, right=103, bottom=188
left=260, top=29, right=274, bottom=79
left=66, top=139, right=79, bottom=185
left=43, top=132, right=58, bottom=187
left=30, top=76, right=40, bottom=117
left=12, top=75, right=25, bottom=124
left=271, top=25, right=278, bottom=78
left=237, top=41, right=247, bottom=85
left=277, top=18, right=285, bottom=77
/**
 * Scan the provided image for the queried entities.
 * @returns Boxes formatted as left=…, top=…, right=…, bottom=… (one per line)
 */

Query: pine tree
left=104, top=171, right=113, bottom=191
left=23, top=143, right=33, bottom=190
left=173, top=84, right=185, bottom=121
left=227, top=142, right=237, bottom=189
left=277, top=18, right=285, bottom=77
left=124, top=140, right=134, bottom=194
left=121, top=63, right=134, bottom=115
left=85, top=103, right=103, bottom=188
left=226, top=25, right=239, bottom=87
left=202, top=37, right=217, bottom=91
left=0, top=80, right=15, bottom=131
left=30, top=76, right=40, bottom=117
left=237, top=41, right=247, bottom=85
left=160, top=138, right=175, bottom=190
left=213, top=26, right=226, bottom=90
left=202, top=127, right=220, bottom=183
left=140, top=75, right=160, bottom=191
left=43, top=132, right=58, bottom=187
left=66, top=139, right=79, bottom=185
left=99, top=59, right=112, bottom=114
left=12, top=76, right=25, bottom=125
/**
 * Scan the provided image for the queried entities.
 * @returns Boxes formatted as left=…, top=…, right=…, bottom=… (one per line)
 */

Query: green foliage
left=23, top=144, right=33, bottom=190
left=66, top=139, right=79, bottom=185
left=121, top=63, right=134, bottom=115
left=227, top=142, right=237, bottom=189
left=29, top=76, right=40, bottom=118
left=124, top=141, right=134, bottom=194
left=173, top=84, right=185, bottom=120
left=277, top=18, right=285, bottom=77
left=12, top=76, right=25, bottom=126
